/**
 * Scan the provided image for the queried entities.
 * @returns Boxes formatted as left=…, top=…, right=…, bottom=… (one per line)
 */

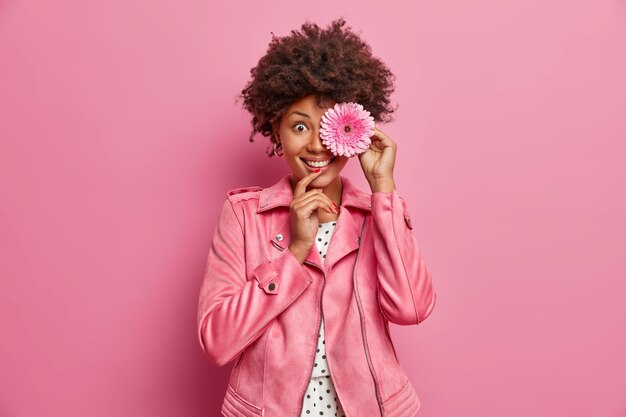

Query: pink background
left=1, top=0, right=625, bottom=416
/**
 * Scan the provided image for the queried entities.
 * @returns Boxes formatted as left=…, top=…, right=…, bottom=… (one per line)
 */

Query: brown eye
left=293, top=122, right=308, bottom=133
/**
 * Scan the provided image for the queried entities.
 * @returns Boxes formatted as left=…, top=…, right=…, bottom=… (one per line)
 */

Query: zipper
left=273, top=225, right=379, bottom=416
left=304, top=258, right=351, bottom=416
left=353, top=219, right=384, bottom=416
left=295, top=258, right=327, bottom=416
left=272, top=241, right=333, bottom=416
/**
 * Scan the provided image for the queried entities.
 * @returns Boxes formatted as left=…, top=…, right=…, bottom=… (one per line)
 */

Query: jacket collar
left=257, top=174, right=371, bottom=213
left=258, top=174, right=370, bottom=270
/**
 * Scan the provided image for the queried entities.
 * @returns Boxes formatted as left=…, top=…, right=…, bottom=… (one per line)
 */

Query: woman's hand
left=288, top=170, right=339, bottom=264
left=358, top=126, right=397, bottom=192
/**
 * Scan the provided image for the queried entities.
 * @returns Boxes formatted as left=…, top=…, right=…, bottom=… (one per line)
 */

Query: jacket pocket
left=381, top=379, right=421, bottom=417
left=221, top=385, right=263, bottom=417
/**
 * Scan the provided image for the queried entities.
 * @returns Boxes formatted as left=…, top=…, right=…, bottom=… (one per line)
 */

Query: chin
left=311, top=172, right=338, bottom=186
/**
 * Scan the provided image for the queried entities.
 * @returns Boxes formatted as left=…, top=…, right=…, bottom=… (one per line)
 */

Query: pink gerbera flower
left=320, top=102, right=375, bottom=157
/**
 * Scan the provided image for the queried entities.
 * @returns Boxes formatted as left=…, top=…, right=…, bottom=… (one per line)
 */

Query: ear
left=271, top=124, right=281, bottom=143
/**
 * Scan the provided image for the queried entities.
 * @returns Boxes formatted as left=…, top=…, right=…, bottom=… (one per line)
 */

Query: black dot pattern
left=300, top=365, right=345, bottom=416
left=300, top=221, right=345, bottom=417
left=315, top=221, right=336, bottom=261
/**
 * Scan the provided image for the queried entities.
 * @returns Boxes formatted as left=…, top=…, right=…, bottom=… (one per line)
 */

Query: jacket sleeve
left=370, top=190, right=437, bottom=325
left=197, top=197, right=314, bottom=367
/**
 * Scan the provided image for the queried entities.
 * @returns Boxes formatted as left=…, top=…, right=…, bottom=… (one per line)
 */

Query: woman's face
left=273, top=94, right=349, bottom=191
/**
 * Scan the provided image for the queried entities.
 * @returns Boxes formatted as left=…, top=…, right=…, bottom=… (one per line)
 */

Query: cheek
left=280, top=133, right=307, bottom=152
left=335, top=157, right=350, bottom=168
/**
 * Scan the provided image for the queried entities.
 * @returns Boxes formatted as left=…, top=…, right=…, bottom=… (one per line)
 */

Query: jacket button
left=268, top=282, right=276, bottom=291
left=276, top=234, right=284, bottom=241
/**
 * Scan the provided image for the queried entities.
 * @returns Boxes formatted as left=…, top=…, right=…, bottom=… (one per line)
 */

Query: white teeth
left=303, top=158, right=332, bottom=167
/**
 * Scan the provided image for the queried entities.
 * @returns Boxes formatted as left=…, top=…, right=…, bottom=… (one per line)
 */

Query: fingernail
left=314, top=168, right=321, bottom=172
left=332, top=202, right=338, bottom=209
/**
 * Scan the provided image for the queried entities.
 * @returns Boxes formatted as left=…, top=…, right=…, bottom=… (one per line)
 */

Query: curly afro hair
left=236, top=17, right=398, bottom=157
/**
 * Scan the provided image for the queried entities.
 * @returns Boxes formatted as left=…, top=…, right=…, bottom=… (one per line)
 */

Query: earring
left=265, top=139, right=284, bottom=157
left=272, top=141, right=284, bottom=157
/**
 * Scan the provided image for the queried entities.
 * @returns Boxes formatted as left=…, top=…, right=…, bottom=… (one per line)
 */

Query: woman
left=197, top=18, right=437, bottom=417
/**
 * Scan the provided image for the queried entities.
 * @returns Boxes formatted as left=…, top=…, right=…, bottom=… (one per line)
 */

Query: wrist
left=288, top=243, right=309, bottom=264
left=368, top=177, right=396, bottom=193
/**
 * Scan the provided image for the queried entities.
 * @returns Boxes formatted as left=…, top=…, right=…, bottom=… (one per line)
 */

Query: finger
left=293, top=193, right=336, bottom=214
left=293, top=189, right=323, bottom=205
left=296, top=198, right=336, bottom=219
left=305, top=190, right=336, bottom=211
left=292, top=189, right=324, bottom=205
left=371, top=127, right=390, bottom=142
left=370, top=128, right=396, bottom=150
left=293, top=169, right=323, bottom=197
left=291, top=188, right=322, bottom=207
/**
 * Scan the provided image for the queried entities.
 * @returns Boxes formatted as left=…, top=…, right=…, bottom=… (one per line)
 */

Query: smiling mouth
left=300, top=157, right=335, bottom=168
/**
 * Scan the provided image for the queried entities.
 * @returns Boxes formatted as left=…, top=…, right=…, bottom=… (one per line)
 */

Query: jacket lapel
left=321, top=206, right=360, bottom=271
left=260, top=174, right=371, bottom=271
left=268, top=215, right=323, bottom=267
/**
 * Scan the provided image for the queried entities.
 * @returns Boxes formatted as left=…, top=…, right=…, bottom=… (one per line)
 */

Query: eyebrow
left=288, top=111, right=311, bottom=119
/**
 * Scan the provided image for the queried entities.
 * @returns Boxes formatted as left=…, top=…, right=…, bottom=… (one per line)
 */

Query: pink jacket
left=197, top=173, right=437, bottom=417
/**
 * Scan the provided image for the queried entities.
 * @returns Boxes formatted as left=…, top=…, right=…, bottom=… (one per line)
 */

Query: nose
left=307, top=127, right=327, bottom=153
